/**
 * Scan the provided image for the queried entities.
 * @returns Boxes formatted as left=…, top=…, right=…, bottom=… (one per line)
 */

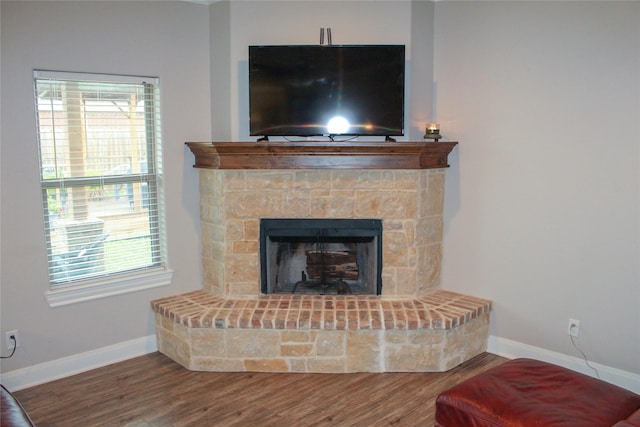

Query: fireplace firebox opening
left=260, top=218, right=383, bottom=295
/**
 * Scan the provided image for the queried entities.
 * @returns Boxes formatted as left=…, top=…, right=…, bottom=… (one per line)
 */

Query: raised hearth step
left=151, top=289, right=491, bottom=331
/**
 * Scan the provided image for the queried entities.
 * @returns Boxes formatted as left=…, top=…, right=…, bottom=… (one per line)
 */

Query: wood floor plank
left=13, top=352, right=508, bottom=426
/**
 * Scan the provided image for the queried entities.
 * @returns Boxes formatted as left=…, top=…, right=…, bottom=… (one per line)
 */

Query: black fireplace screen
left=260, top=218, right=382, bottom=295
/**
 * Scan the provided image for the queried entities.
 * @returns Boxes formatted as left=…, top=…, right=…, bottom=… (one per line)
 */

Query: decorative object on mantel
left=185, top=141, right=458, bottom=170
left=424, top=123, right=442, bottom=142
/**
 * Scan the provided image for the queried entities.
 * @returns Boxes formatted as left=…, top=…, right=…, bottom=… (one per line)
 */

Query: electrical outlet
left=5, top=330, right=19, bottom=350
left=567, top=319, right=580, bottom=337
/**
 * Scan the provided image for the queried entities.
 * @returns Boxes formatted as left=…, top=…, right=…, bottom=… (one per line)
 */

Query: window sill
left=45, top=268, right=174, bottom=308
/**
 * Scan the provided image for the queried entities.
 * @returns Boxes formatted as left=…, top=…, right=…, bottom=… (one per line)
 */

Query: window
left=34, top=71, right=171, bottom=306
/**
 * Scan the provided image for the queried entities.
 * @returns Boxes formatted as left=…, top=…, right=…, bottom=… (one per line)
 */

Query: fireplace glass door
left=260, top=219, right=382, bottom=295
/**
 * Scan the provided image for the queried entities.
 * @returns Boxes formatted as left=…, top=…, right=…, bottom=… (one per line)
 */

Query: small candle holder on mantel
left=424, top=123, right=442, bottom=142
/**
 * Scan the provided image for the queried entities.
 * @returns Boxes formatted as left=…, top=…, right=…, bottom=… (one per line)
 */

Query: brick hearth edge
left=151, top=289, right=491, bottom=373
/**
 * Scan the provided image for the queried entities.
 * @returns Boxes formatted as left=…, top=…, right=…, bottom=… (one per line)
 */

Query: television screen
left=249, top=45, right=405, bottom=138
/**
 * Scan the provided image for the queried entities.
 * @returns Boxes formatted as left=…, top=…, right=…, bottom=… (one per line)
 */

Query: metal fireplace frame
left=259, top=218, right=383, bottom=295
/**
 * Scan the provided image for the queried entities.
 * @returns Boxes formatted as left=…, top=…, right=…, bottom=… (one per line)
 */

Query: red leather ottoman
left=435, top=358, right=640, bottom=427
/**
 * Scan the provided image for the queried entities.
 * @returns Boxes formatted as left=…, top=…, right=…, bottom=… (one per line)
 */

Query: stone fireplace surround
left=151, top=142, right=491, bottom=373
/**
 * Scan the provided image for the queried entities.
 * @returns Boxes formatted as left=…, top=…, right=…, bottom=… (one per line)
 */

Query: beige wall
left=2, top=0, right=638, bottom=385
left=0, top=1, right=210, bottom=373
left=434, top=1, right=640, bottom=375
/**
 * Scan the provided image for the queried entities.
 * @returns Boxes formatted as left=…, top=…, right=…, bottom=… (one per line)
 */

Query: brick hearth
left=153, top=290, right=490, bottom=372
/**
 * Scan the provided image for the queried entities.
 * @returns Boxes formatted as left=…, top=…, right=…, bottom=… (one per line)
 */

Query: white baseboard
left=0, top=335, right=157, bottom=391
left=488, top=335, right=640, bottom=394
left=3, top=334, right=637, bottom=395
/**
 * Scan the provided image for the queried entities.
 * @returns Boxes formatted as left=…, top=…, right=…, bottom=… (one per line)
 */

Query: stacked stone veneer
left=152, top=168, right=492, bottom=372
left=200, top=169, right=447, bottom=298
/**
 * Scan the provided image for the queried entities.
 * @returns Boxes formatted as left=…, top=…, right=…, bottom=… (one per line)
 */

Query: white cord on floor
left=570, top=334, right=600, bottom=378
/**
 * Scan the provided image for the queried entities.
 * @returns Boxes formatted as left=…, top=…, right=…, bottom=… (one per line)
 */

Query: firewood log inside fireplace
left=305, top=250, right=359, bottom=280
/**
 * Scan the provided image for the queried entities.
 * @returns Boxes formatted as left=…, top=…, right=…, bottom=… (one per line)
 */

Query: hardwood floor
left=13, top=352, right=507, bottom=426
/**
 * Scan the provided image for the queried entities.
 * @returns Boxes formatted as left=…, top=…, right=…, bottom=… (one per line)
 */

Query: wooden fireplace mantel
left=185, top=141, right=458, bottom=170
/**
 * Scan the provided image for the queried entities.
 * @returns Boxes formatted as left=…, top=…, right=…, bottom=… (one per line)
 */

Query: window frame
left=34, top=70, right=172, bottom=307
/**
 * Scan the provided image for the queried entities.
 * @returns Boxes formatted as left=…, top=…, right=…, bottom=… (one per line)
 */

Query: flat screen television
left=248, top=44, right=405, bottom=139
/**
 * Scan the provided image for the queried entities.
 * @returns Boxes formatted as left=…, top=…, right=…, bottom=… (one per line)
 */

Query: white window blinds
left=34, top=71, right=166, bottom=289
